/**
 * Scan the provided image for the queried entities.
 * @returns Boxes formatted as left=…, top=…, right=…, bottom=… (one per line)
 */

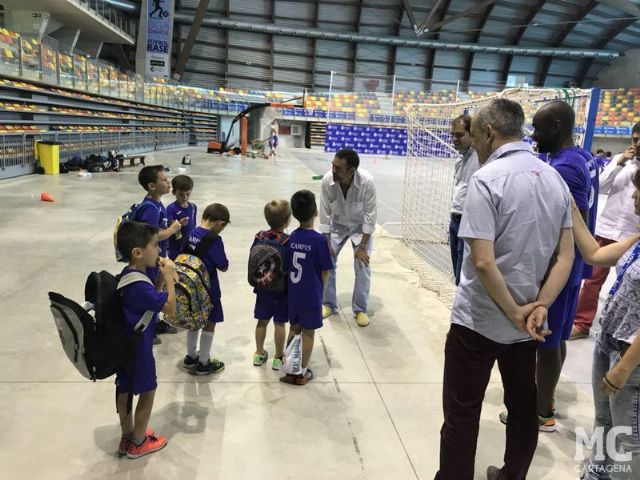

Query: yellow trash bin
left=37, top=141, right=60, bottom=175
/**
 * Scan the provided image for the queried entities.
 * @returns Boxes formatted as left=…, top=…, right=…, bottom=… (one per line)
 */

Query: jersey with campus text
left=287, top=228, right=333, bottom=309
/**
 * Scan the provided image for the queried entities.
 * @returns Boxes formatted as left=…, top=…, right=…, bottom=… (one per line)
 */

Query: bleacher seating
left=20, top=37, right=41, bottom=80
left=0, top=125, right=48, bottom=134
left=598, top=88, right=640, bottom=128
left=0, top=29, right=20, bottom=75
left=393, top=90, right=456, bottom=115
left=0, top=23, right=639, bottom=150
left=0, top=101, right=47, bottom=112
left=304, top=92, right=382, bottom=120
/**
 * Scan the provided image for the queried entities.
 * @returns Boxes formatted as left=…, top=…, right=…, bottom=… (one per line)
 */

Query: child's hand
left=159, top=257, right=176, bottom=278
left=179, top=217, right=189, bottom=226
left=169, top=220, right=181, bottom=233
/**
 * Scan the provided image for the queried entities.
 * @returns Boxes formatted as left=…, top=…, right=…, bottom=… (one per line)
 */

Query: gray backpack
left=48, top=270, right=154, bottom=381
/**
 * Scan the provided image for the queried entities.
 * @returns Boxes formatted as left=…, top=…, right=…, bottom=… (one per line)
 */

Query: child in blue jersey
left=166, top=175, right=197, bottom=260
left=252, top=200, right=292, bottom=370
left=182, top=203, right=230, bottom=375
left=280, top=190, right=333, bottom=386
left=135, top=165, right=181, bottom=338
left=115, top=221, right=176, bottom=459
left=135, top=166, right=182, bottom=276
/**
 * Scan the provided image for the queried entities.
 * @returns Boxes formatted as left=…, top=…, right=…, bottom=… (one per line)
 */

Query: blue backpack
left=113, top=199, right=155, bottom=262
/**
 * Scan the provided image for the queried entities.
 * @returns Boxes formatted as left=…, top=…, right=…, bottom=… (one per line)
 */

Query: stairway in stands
left=375, top=93, right=395, bottom=117
left=309, top=122, right=326, bottom=148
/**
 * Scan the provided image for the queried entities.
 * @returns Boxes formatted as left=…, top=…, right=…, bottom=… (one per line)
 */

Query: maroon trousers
left=435, top=324, right=538, bottom=480
left=573, top=236, right=616, bottom=334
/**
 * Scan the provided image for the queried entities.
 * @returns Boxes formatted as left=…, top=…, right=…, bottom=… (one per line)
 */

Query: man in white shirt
left=571, top=122, right=640, bottom=339
left=319, top=148, right=377, bottom=327
left=449, top=114, right=480, bottom=285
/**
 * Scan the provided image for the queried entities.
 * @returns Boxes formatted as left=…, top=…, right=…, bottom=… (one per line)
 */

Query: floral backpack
left=164, top=233, right=217, bottom=330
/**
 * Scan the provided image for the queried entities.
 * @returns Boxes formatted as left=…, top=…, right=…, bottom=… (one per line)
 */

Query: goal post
left=399, top=88, right=595, bottom=299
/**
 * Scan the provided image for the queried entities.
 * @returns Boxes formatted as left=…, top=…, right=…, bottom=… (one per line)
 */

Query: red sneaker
left=296, top=369, right=314, bottom=385
left=126, top=433, right=167, bottom=459
left=118, top=429, right=155, bottom=456
left=279, top=368, right=314, bottom=386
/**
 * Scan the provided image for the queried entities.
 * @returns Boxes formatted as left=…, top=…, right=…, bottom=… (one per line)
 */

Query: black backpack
left=248, top=231, right=289, bottom=293
left=48, top=270, right=154, bottom=381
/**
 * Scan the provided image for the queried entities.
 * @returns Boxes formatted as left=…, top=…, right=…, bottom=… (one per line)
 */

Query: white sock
left=186, top=330, right=199, bottom=358
left=198, top=331, right=214, bottom=364
left=302, top=367, right=308, bottom=375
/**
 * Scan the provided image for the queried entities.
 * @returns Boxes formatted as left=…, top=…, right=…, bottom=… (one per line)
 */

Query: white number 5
left=290, top=252, right=306, bottom=284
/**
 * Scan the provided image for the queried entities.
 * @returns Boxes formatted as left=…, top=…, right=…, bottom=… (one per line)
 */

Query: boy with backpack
left=183, top=203, right=230, bottom=375
left=250, top=200, right=292, bottom=370
left=115, top=221, right=176, bottom=459
left=135, top=165, right=182, bottom=337
left=166, top=174, right=197, bottom=261
left=280, top=190, right=333, bottom=386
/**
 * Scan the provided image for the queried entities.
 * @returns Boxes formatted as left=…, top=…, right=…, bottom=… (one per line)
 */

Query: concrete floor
left=0, top=147, right=597, bottom=479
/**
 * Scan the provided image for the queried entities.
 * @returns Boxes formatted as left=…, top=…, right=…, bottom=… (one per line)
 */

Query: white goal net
left=399, top=88, right=593, bottom=304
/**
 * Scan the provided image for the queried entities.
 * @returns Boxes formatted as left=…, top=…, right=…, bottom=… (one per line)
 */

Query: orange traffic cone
left=40, top=192, right=55, bottom=202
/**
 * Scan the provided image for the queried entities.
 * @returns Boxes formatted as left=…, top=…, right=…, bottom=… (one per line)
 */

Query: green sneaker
left=253, top=350, right=268, bottom=366
left=538, top=415, right=557, bottom=432
left=499, top=411, right=557, bottom=432
left=272, top=357, right=283, bottom=371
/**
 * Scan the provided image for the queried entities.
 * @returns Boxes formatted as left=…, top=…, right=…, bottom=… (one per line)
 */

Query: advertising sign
left=146, top=0, right=173, bottom=77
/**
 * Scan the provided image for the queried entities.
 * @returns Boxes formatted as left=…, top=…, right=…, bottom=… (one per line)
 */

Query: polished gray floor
left=0, top=147, right=596, bottom=479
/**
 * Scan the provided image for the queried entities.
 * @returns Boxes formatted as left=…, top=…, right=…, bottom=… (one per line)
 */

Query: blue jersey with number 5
left=287, top=228, right=333, bottom=308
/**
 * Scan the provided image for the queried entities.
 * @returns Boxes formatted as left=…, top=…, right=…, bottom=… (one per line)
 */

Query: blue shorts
left=289, top=304, right=322, bottom=330
left=115, top=348, right=157, bottom=395
left=115, top=369, right=157, bottom=395
left=254, top=292, right=288, bottom=323
left=208, top=298, right=224, bottom=323
left=538, top=283, right=580, bottom=350
left=115, top=322, right=157, bottom=394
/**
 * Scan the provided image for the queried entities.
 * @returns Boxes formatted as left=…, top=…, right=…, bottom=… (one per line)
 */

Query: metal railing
left=74, top=0, right=137, bottom=39
left=0, top=134, right=34, bottom=169
left=0, top=130, right=189, bottom=171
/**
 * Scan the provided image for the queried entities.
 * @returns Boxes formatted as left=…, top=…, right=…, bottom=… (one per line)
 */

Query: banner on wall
left=145, top=0, right=174, bottom=77
left=324, top=124, right=408, bottom=156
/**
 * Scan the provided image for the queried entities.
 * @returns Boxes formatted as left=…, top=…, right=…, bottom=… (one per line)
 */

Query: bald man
left=500, top=101, right=598, bottom=433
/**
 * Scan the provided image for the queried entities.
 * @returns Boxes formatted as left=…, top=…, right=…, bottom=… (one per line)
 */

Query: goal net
left=399, top=88, right=594, bottom=304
